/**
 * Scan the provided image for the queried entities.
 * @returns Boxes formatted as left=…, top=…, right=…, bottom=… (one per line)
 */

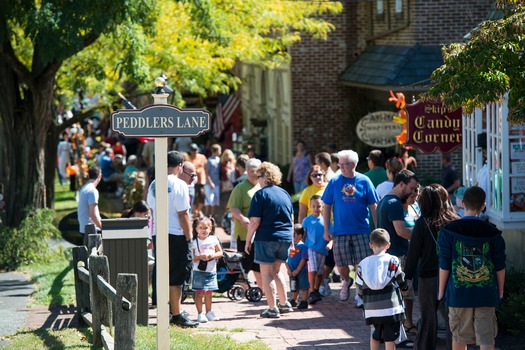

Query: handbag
left=197, top=259, right=208, bottom=271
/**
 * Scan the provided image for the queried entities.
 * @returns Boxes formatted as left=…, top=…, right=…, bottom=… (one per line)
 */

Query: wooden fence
left=72, top=235, right=138, bottom=350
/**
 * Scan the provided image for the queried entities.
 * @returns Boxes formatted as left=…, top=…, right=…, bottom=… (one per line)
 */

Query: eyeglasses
left=183, top=171, right=197, bottom=179
left=338, top=162, right=353, bottom=167
left=310, top=173, right=324, bottom=178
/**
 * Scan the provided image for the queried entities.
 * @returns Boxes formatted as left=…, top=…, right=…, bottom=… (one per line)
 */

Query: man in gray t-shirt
left=78, top=166, right=102, bottom=235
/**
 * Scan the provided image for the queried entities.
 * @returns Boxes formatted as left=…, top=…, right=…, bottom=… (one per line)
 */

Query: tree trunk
left=0, top=54, right=56, bottom=227
left=45, top=123, right=59, bottom=209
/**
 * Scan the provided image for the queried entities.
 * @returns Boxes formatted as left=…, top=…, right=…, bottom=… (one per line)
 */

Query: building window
left=464, top=93, right=525, bottom=228
left=377, top=0, right=384, bottom=17
left=395, top=0, right=403, bottom=14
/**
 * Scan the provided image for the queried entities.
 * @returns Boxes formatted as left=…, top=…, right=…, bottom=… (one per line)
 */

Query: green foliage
left=0, top=209, right=60, bottom=271
left=122, top=171, right=146, bottom=210
left=56, top=0, right=344, bottom=107
left=425, top=1, right=525, bottom=123
left=497, top=269, right=525, bottom=335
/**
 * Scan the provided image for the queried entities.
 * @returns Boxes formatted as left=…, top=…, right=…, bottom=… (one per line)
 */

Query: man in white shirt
left=147, top=151, right=197, bottom=327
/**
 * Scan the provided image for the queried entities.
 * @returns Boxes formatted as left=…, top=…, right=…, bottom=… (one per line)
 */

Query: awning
left=339, top=44, right=443, bottom=91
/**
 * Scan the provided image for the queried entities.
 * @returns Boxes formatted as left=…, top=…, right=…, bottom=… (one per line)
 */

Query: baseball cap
left=167, top=151, right=184, bottom=167
left=189, top=143, right=199, bottom=151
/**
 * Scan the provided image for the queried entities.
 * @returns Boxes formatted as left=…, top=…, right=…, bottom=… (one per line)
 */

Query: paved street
left=0, top=272, right=34, bottom=347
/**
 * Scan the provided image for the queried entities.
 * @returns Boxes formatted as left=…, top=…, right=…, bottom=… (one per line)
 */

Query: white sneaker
left=340, top=279, right=350, bottom=301
left=197, top=312, right=208, bottom=323
left=319, top=285, right=326, bottom=296
left=323, top=281, right=332, bottom=296
left=355, top=294, right=364, bottom=308
left=205, top=310, right=219, bottom=321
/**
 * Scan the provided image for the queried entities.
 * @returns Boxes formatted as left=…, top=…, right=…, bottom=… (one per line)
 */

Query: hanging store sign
left=356, top=111, right=404, bottom=148
left=405, top=101, right=462, bottom=153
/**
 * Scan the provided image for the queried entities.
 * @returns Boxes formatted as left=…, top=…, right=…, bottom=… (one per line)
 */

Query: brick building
left=238, top=0, right=492, bottom=180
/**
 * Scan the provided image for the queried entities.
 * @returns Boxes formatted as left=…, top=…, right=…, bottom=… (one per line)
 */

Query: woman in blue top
left=246, top=162, right=294, bottom=319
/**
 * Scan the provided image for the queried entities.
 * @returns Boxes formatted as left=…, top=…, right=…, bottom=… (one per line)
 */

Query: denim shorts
left=254, top=241, right=290, bottom=264
left=294, top=270, right=310, bottom=291
left=192, top=270, right=218, bottom=291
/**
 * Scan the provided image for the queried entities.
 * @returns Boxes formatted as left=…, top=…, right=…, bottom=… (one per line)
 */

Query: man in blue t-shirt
left=322, top=150, right=379, bottom=306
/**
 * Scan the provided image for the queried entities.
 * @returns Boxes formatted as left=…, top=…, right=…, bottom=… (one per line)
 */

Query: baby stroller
left=181, top=250, right=263, bottom=303
left=217, top=250, right=263, bottom=302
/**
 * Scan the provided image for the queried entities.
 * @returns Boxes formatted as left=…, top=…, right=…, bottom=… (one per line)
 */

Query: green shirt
left=364, top=167, right=388, bottom=188
left=226, top=180, right=260, bottom=240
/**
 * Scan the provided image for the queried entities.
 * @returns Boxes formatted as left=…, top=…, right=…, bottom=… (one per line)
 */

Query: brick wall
left=288, top=0, right=491, bottom=168
left=414, top=0, right=492, bottom=45
left=415, top=147, right=464, bottom=185
left=289, top=3, right=358, bottom=157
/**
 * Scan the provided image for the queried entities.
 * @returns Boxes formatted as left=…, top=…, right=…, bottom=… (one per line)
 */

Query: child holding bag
left=192, top=217, right=223, bottom=323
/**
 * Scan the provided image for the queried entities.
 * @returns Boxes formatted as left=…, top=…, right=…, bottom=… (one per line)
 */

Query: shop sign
left=111, top=104, right=211, bottom=137
left=356, top=111, right=404, bottom=148
left=405, top=101, right=462, bottom=153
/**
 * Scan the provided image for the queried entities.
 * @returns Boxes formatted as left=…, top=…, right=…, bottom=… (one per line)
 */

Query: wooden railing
left=72, top=240, right=138, bottom=350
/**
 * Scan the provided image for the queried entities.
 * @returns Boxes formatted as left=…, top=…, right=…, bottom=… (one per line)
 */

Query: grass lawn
left=5, top=325, right=268, bottom=350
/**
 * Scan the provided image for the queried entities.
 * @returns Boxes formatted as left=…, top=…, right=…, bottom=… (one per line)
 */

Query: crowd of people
left=74, top=133, right=506, bottom=349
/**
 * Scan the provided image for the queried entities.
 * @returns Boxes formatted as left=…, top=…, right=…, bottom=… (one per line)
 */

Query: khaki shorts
left=449, top=307, right=498, bottom=345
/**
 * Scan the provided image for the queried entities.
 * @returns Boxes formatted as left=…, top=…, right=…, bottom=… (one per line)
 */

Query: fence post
left=84, top=223, right=97, bottom=247
left=72, top=246, right=90, bottom=326
left=89, top=255, right=112, bottom=347
left=115, top=273, right=138, bottom=350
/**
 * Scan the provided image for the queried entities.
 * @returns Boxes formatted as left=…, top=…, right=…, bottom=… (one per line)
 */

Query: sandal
left=397, top=339, right=414, bottom=348
left=404, top=325, right=417, bottom=335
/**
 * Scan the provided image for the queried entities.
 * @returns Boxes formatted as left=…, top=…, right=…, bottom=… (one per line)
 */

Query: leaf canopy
left=3, top=0, right=342, bottom=108
left=425, top=0, right=525, bottom=123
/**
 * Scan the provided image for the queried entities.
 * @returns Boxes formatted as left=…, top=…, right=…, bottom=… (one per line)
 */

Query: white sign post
left=151, top=89, right=170, bottom=349
left=111, top=77, right=211, bottom=349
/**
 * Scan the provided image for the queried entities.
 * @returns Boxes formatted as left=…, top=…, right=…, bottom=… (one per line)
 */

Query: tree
left=425, top=0, right=525, bottom=123
left=0, top=0, right=342, bottom=228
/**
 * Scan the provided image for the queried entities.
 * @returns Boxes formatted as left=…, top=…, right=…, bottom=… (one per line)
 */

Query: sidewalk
left=0, top=272, right=34, bottom=347
left=22, top=227, right=418, bottom=349
left=175, top=280, right=378, bottom=350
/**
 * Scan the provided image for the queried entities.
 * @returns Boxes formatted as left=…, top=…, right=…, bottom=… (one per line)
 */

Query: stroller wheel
left=246, top=287, right=263, bottom=302
left=227, top=288, right=235, bottom=300
left=232, top=286, right=245, bottom=301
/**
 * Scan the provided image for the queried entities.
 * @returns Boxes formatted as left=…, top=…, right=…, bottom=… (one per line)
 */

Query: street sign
left=111, top=104, right=211, bottom=137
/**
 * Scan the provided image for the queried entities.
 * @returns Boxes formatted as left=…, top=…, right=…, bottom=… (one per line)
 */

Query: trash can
left=101, top=218, right=149, bottom=326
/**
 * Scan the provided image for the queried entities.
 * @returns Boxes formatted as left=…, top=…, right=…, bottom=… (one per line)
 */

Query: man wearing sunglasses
left=180, top=161, right=198, bottom=209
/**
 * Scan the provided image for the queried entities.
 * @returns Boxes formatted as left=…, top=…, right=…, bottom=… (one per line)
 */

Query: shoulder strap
left=425, top=218, right=438, bottom=245
left=195, top=238, right=201, bottom=255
